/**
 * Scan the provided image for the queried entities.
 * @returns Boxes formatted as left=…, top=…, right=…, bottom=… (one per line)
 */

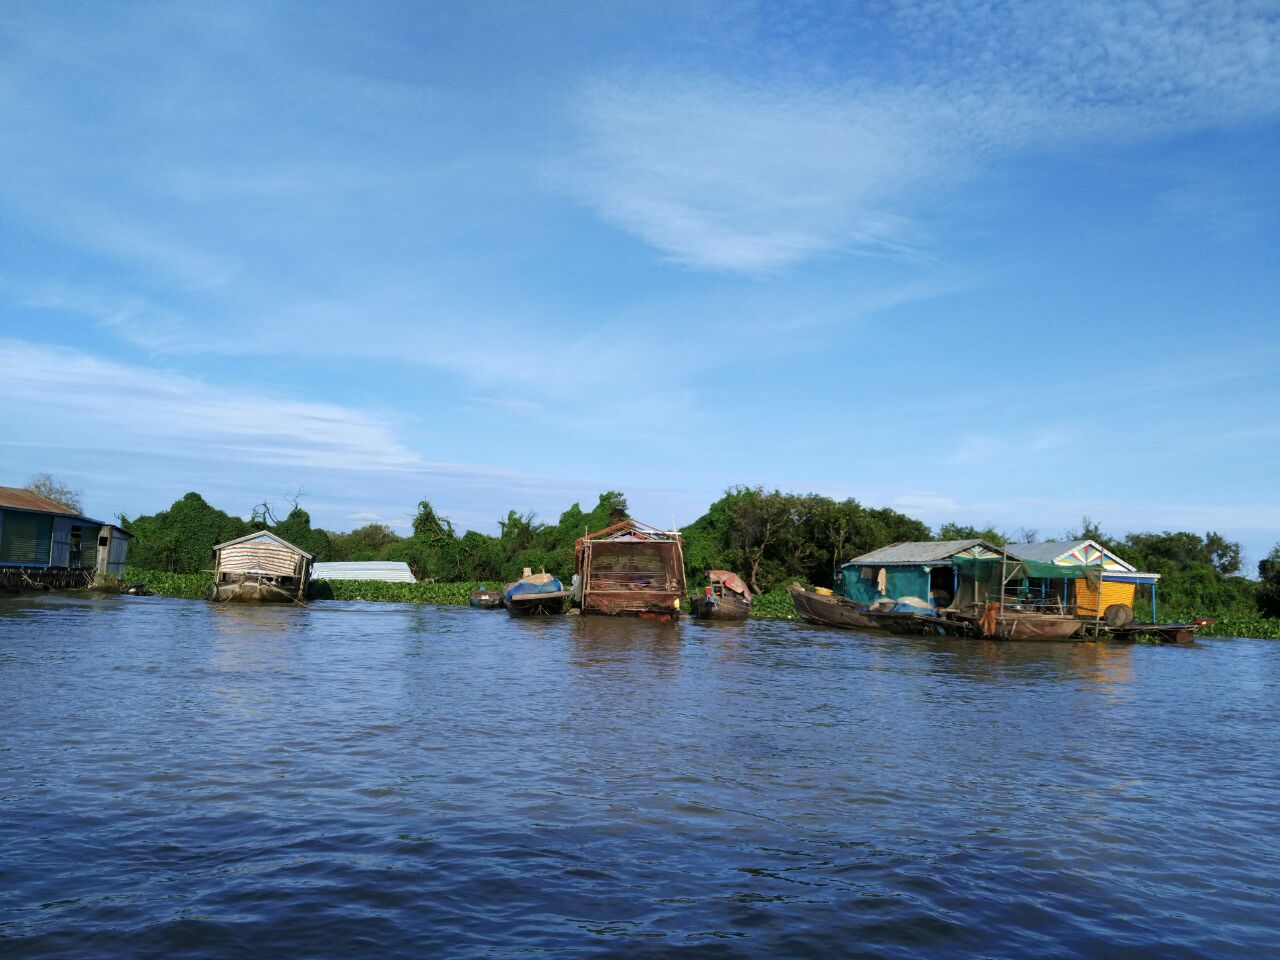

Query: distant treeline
left=120, top=486, right=1280, bottom=621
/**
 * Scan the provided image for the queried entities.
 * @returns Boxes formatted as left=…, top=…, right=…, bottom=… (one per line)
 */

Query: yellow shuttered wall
left=1075, top=578, right=1135, bottom=617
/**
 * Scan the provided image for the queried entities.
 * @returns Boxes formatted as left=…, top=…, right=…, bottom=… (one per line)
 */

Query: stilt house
left=0, top=485, right=131, bottom=589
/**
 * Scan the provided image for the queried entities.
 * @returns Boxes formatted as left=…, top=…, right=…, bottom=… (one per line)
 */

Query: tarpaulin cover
left=951, top=556, right=1101, bottom=611
left=708, top=570, right=750, bottom=600
left=842, top=566, right=930, bottom=606
left=951, top=556, right=1102, bottom=586
left=505, top=574, right=565, bottom=605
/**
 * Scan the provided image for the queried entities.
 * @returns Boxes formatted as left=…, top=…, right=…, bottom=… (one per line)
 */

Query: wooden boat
left=211, top=576, right=300, bottom=604
left=209, top=531, right=311, bottom=604
left=1111, top=619, right=1213, bottom=645
left=960, top=603, right=1083, bottom=640
left=575, top=520, right=686, bottom=619
left=469, top=587, right=503, bottom=609
left=690, top=570, right=752, bottom=621
left=504, top=569, right=568, bottom=617
left=863, top=609, right=973, bottom=637
left=788, top=584, right=880, bottom=630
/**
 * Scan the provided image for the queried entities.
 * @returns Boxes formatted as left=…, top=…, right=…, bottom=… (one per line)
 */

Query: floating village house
left=574, top=519, right=687, bottom=618
left=0, top=485, right=130, bottom=590
left=1004, top=540, right=1161, bottom=620
left=837, top=539, right=1004, bottom=609
left=210, top=530, right=313, bottom=603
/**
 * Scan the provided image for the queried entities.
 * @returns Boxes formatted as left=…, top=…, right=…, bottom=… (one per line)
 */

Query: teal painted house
left=837, top=539, right=1004, bottom=609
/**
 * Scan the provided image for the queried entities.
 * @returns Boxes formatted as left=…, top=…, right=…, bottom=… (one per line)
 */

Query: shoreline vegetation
left=105, top=487, right=1280, bottom=640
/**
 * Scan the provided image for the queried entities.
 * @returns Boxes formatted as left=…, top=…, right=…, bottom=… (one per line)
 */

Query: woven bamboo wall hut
left=574, top=519, right=686, bottom=619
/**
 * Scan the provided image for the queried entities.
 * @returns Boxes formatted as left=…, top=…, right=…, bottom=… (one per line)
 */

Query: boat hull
left=506, top=592, right=568, bottom=616
left=469, top=589, right=503, bottom=609
left=1112, top=623, right=1200, bottom=644
left=961, top=612, right=1083, bottom=640
left=504, top=573, right=568, bottom=617
left=788, top=585, right=879, bottom=630
left=863, top=610, right=972, bottom=637
left=580, top=591, right=683, bottom=619
left=211, top=576, right=301, bottom=604
left=690, top=593, right=751, bottom=621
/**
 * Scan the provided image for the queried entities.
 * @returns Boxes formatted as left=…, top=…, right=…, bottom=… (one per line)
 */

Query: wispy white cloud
left=566, top=1, right=1280, bottom=271
left=0, top=338, right=424, bottom=471
left=0, top=339, right=690, bottom=534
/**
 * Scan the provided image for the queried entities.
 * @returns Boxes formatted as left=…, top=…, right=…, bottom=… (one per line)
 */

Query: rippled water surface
left=1, top=595, right=1277, bottom=958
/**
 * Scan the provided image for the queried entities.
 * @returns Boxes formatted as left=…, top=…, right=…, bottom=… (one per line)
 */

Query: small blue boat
left=469, top=587, right=502, bottom=609
left=504, top=569, right=568, bottom=616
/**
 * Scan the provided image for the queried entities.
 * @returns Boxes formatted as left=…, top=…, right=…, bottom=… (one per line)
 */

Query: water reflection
left=568, top=614, right=683, bottom=669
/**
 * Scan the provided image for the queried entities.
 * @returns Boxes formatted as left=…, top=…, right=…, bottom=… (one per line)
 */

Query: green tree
left=1257, top=545, right=1280, bottom=617
left=25, top=473, right=82, bottom=513
left=937, top=522, right=1007, bottom=546
left=122, top=492, right=251, bottom=572
left=329, top=523, right=403, bottom=561
left=271, top=507, right=334, bottom=561
left=682, top=488, right=929, bottom=594
left=386, top=500, right=463, bottom=580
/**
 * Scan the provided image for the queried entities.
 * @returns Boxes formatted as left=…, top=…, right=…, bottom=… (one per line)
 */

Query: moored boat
left=504, top=569, right=568, bottom=616
left=211, top=576, right=301, bottom=604
left=959, top=602, right=1083, bottom=640
left=1111, top=618, right=1213, bottom=645
left=690, top=570, right=752, bottom=621
left=469, top=587, right=503, bottom=609
left=209, top=531, right=311, bottom=604
left=788, top=584, right=880, bottom=630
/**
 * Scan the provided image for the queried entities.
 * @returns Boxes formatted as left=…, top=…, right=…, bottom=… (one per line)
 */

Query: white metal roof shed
left=311, top=561, right=416, bottom=582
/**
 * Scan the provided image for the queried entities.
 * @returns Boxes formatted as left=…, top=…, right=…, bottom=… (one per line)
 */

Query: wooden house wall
left=1075, top=578, right=1136, bottom=617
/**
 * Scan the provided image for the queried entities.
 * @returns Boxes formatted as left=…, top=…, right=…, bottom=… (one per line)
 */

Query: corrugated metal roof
left=0, top=485, right=104, bottom=525
left=211, top=530, right=313, bottom=559
left=846, top=539, right=999, bottom=566
left=1006, top=540, right=1135, bottom=571
left=0, top=485, right=81, bottom=516
left=312, top=561, right=416, bottom=582
left=1005, top=540, right=1091, bottom=563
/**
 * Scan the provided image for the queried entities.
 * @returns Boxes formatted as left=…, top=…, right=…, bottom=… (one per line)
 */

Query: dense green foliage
left=935, top=522, right=1008, bottom=546
left=747, top=584, right=802, bottom=620
left=682, top=487, right=929, bottom=594
left=1257, top=545, right=1280, bottom=618
left=122, top=490, right=628, bottom=583
left=121, top=566, right=213, bottom=599
left=309, top=580, right=486, bottom=605
left=122, top=494, right=255, bottom=572
left=1198, top=615, right=1280, bottom=641
left=383, top=492, right=628, bottom=583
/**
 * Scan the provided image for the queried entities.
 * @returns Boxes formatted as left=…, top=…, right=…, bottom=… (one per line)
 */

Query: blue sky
left=1, top=1, right=1278, bottom=568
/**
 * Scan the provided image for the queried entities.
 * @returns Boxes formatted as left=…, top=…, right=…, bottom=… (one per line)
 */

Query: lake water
left=1, top=594, right=1277, bottom=958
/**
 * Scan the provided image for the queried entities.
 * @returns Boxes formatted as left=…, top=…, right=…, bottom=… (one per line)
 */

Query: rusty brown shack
left=574, top=519, right=687, bottom=619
